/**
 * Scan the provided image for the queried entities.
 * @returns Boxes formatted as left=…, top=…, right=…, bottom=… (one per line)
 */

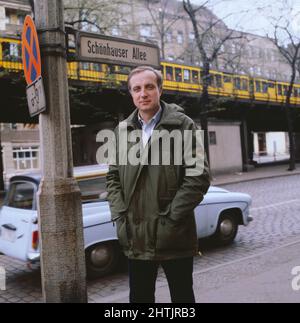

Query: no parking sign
left=22, top=15, right=46, bottom=116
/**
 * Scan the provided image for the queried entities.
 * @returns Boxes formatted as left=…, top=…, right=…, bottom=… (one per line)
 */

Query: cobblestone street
left=1, top=174, right=300, bottom=303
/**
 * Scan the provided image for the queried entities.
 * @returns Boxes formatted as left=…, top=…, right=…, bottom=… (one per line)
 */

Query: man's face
left=129, top=70, right=162, bottom=114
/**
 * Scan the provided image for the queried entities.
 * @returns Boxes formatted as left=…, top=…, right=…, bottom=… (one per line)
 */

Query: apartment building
left=0, top=0, right=30, bottom=34
left=0, top=0, right=296, bottom=178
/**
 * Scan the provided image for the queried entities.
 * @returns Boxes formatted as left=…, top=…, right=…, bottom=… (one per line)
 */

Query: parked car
left=0, top=165, right=252, bottom=278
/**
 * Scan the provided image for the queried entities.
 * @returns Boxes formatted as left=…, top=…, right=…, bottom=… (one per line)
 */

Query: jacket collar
left=125, top=101, right=184, bottom=130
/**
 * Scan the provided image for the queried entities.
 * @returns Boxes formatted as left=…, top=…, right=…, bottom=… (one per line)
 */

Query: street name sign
left=76, top=31, right=160, bottom=69
left=22, top=15, right=46, bottom=117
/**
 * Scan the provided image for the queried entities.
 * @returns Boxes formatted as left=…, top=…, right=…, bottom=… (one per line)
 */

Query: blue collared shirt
left=138, top=107, right=162, bottom=147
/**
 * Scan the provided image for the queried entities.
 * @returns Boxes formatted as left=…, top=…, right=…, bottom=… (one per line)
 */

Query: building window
left=140, top=25, right=152, bottom=38
left=189, top=32, right=195, bottom=41
left=166, top=31, right=172, bottom=43
left=5, top=13, right=10, bottom=25
left=111, top=27, right=120, bottom=36
left=231, top=43, right=236, bottom=54
left=13, top=146, right=39, bottom=170
left=177, top=31, right=184, bottom=44
left=256, top=66, right=262, bottom=76
left=17, top=15, right=25, bottom=25
left=209, top=131, right=217, bottom=145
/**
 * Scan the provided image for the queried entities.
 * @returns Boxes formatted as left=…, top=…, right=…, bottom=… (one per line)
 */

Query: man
left=106, top=66, right=210, bottom=303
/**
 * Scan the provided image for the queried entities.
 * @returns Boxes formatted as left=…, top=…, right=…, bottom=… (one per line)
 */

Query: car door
left=0, top=179, right=38, bottom=261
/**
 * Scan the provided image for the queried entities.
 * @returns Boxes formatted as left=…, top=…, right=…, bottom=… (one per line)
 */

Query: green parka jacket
left=106, top=101, right=210, bottom=260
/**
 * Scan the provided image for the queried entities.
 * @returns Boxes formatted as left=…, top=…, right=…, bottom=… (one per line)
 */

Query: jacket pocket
left=156, top=216, right=187, bottom=251
left=158, top=203, right=171, bottom=217
left=156, top=216, right=194, bottom=252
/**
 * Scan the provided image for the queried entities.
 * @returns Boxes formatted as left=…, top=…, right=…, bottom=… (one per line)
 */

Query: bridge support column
left=240, top=118, right=254, bottom=172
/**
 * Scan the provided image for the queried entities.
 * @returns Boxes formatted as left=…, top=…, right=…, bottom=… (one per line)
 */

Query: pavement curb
left=92, top=238, right=300, bottom=303
left=212, top=169, right=300, bottom=186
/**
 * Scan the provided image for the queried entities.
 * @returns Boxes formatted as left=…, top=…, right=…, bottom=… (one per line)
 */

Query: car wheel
left=213, top=213, right=238, bottom=246
left=85, top=241, right=119, bottom=279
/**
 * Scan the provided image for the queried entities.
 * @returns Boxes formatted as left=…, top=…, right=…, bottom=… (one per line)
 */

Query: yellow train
left=1, top=35, right=300, bottom=106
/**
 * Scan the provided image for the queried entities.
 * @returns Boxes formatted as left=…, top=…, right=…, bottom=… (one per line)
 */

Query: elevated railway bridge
left=0, top=34, right=300, bottom=171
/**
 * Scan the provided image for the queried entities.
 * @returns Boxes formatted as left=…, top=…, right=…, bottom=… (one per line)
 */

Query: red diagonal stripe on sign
left=24, top=26, right=40, bottom=83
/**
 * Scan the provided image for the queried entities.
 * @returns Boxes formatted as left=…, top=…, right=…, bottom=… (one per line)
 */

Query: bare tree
left=182, top=0, right=244, bottom=157
left=266, top=14, right=300, bottom=171
left=64, top=0, right=127, bottom=34
left=144, top=0, right=182, bottom=59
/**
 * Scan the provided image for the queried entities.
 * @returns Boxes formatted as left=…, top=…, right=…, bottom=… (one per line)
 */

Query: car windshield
left=6, top=181, right=35, bottom=210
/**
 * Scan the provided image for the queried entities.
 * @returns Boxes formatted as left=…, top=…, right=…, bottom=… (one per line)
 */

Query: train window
left=294, top=88, right=298, bottom=97
left=200, top=72, right=212, bottom=85
left=255, top=81, right=261, bottom=93
left=249, top=80, right=254, bottom=93
left=183, top=69, right=190, bottom=83
left=277, top=84, right=283, bottom=96
left=215, top=74, right=222, bottom=88
left=292, top=87, right=300, bottom=97
left=165, top=66, right=173, bottom=81
left=224, top=75, right=232, bottom=83
left=192, top=70, right=199, bottom=83
left=107, top=65, right=116, bottom=73
left=268, top=82, right=275, bottom=88
left=234, top=77, right=241, bottom=90
left=200, top=71, right=204, bottom=83
left=92, top=63, right=102, bottom=72
left=2, top=42, right=21, bottom=61
left=262, top=82, right=268, bottom=93
left=283, top=85, right=288, bottom=96
left=80, top=62, right=90, bottom=70
left=241, top=79, right=248, bottom=91
left=117, top=66, right=131, bottom=74
left=175, top=68, right=182, bottom=82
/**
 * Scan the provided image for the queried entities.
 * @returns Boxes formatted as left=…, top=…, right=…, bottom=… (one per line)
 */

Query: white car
left=0, top=165, right=252, bottom=278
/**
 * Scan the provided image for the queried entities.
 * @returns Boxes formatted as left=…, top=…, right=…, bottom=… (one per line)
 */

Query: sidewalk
left=90, top=163, right=300, bottom=304
left=211, top=162, right=300, bottom=186
left=93, top=238, right=300, bottom=303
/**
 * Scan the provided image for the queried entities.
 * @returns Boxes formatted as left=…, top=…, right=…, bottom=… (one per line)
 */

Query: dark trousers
left=128, top=257, right=195, bottom=303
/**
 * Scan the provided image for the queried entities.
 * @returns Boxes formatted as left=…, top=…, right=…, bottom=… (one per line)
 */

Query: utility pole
left=34, top=0, right=87, bottom=303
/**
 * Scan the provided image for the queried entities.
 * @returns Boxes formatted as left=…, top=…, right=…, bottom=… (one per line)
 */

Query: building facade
left=0, top=0, right=30, bottom=34
left=69, top=0, right=294, bottom=83
left=0, top=0, right=298, bottom=180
